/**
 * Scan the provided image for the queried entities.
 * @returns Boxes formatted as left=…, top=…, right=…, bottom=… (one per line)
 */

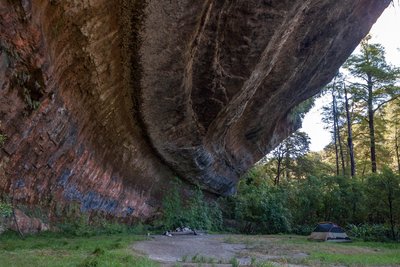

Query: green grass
left=229, top=257, right=239, bottom=267
left=309, top=251, right=400, bottom=266
left=0, top=231, right=158, bottom=267
left=221, top=234, right=400, bottom=266
left=1, top=232, right=399, bottom=266
left=190, top=254, right=218, bottom=264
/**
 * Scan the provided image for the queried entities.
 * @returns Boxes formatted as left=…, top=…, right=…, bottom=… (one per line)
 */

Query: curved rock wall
left=0, top=0, right=389, bottom=219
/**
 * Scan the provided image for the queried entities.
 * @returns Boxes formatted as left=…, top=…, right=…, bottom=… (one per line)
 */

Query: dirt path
left=132, top=234, right=308, bottom=266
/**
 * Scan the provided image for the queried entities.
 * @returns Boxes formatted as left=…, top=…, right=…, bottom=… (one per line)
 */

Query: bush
left=347, top=224, right=398, bottom=242
left=161, top=179, right=222, bottom=231
left=0, top=202, right=12, bottom=218
left=365, top=168, right=400, bottom=240
left=56, top=204, right=131, bottom=236
left=290, top=224, right=315, bottom=236
left=57, top=214, right=95, bottom=237
left=232, top=178, right=291, bottom=234
left=0, top=201, right=12, bottom=234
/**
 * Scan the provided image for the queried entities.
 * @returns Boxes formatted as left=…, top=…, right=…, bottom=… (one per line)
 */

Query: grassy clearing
left=309, top=251, right=400, bottom=266
left=0, top=231, right=158, bottom=267
left=1, top=233, right=399, bottom=266
left=221, top=235, right=400, bottom=266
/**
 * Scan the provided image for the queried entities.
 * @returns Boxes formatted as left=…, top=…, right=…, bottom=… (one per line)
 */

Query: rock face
left=6, top=209, right=49, bottom=234
left=0, top=0, right=389, bottom=219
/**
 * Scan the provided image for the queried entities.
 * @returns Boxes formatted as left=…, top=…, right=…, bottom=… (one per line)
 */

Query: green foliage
left=348, top=224, right=398, bottom=242
left=254, top=262, right=275, bottom=267
left=230, top=176, right=291, bottom=234
left=0, top=201, right=12, bottom=234
left=289, top=98, right=315, bottom=124
left=57, top=213, right=92, bottom=236
left=365, top=167, right=400, bottom=240
left=224, top=165, right=400, bottom=241
left=57, top=213, right=147, bottom=237
left=0, top=202, right=12, bottom=218
left=229, top=257, right=239, bottom=267
left=290, top=224, right=315, bottom=236
left=190, top=254, right=217, bottom=264
left=344, top=36, right=400, bottom=85
left=162, top=180, right=185, bottom=229
left=0, top=133, right=7, bottom=147
left=262, top=131, right=311, bottom=184
left=55, top=203, right=149, bottom=237
left=161, top=179, right=222, bottom=231
left=288, top=176, right=324, bottom=225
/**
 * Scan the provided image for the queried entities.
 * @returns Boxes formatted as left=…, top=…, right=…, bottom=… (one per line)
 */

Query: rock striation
left=0, top=0, right=390, bottom=219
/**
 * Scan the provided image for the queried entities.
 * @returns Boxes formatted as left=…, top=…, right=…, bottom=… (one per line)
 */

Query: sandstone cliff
left=0, top=0, right=390, bottom=219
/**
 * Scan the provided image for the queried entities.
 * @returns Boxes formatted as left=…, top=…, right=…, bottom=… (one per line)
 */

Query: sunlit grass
left=0, top=232, right=158, bottom=267
left=220, top=234, right=400, bottom=266
left=309, top=251, right=400, bottom=266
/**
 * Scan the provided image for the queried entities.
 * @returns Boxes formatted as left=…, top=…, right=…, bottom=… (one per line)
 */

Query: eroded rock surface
left=0, top=0, right=389, bottom=218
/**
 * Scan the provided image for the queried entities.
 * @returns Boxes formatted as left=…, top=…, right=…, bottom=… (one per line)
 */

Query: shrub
left=0, top=201, right=12, bottom=234
left=365, top=168, right=400, bottom=240
left=232, top=178, right=291, bottom=234
left=347, top=224, right=398, bottom=242
left=56, top=204, right=131, bottom=236
left=161, top=179, right=222, bottom=231
left=290, top=224, right=315, bottom=236
left=0, top=202, right=12, bottom=218
left=58, top=213, right=94, bottom=237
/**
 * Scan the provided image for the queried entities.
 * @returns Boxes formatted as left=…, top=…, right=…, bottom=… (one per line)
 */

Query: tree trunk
left=367, top=74, right=377, bottom=173
left=344, top=84, right=356, bottom=177
left=388, top=187, right=396, bottom=240
left=275, top=156, right=282, bottom=185
left=333, top=94, right=346, bottom=175
left=284, top=147, right=290, bottom=181
left=337, top=121, right=346, bottom=176
left=395, top=125, right=400, bottom=175
left=333, top=93, right=340, bottom=176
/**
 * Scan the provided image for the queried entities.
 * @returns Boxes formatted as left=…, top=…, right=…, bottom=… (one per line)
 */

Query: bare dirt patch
left=132, top=234, right=308, bottom=266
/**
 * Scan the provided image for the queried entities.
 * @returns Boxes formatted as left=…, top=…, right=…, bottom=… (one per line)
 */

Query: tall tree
left=332, top=93, right=340, bottom=175
left=322, top=76, right=346, bottom=176
left=265, top=131, right=310, bottom=185
left=344, top=36, right=400, bottom=173
left=396, top=124, right=400, bottom=174
left=334, top=93, right=346, bottom=176
left=344, top=83, right=356, bottom=177
left=385, top=99, right=400, bottom=174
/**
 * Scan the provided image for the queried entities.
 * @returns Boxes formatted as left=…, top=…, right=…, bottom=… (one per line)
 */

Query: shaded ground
left=132, top=234, right=400, bottom=267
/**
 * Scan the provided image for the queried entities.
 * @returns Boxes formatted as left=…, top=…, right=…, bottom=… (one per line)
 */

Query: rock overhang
left=0, top=0, right=390, bottom=217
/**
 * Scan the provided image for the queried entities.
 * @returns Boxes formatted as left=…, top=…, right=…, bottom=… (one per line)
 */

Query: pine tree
left=344, top=36, right=400, bottom=173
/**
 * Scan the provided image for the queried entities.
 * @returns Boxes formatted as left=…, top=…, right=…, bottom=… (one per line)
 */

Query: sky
left=301, top=4, right=400, bottom=151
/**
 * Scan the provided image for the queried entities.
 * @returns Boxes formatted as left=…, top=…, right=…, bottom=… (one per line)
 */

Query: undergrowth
left=161, top=179, right=222, bottom=231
